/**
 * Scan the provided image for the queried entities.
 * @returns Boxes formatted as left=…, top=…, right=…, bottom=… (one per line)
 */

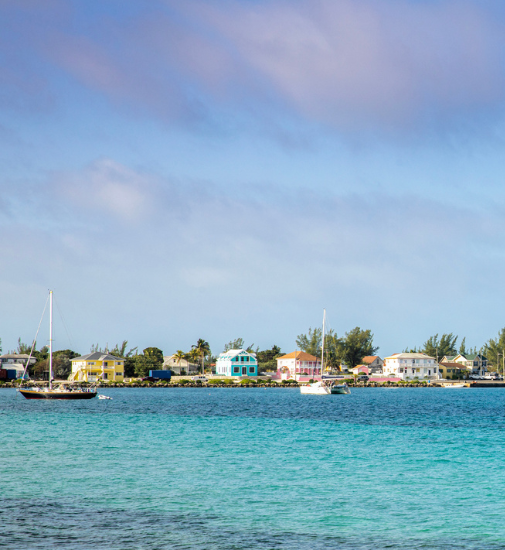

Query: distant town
left=1, top=329, right=505, bottom=384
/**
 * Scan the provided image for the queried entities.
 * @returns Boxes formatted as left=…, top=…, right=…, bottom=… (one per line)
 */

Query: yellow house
left=69, top=352, right=125, bottom=382
left=438, top=362, right=464, bottom=379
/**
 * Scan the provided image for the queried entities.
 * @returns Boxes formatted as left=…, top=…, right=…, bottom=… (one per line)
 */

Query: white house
left=383, top=353, right=438, bottom=380
left=276, top=351, right=321, bottom=380
left=162, top=355, right=199, bottom=375
left=216, top=349, right=258, bottom=377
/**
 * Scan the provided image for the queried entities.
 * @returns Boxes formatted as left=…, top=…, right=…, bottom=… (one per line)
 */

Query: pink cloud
left=23, top=0, right=505, bottom=133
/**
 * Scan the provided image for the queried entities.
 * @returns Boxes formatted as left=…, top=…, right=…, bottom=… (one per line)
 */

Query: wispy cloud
left=15, top=0, right=502, bottom=136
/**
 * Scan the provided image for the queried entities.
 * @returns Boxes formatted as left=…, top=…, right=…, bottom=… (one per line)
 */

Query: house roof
left=218, top=349, right=257, bottom=359
left=278, top=351, right=319, bottom=361
left=439, top=362, right=464, bottom=370
left=72, top=352, right=124, bottom=362
left=362, top=356, right=381, bottom=364
left=385, top=353, right=435, bottom=360
left=0, top=354, right=32, bottom=359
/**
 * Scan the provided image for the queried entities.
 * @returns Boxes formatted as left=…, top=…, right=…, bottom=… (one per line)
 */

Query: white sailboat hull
left=300, top=381, right=331, bottom=395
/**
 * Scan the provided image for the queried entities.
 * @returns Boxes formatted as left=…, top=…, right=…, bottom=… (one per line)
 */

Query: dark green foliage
left=17, top=338, right=33, bottom=355
left=422, top=334, right=458, bottom=359
left=110, top=341, right=138, bottom=358
left=192, top=339, right=211, bottom=374
left=482, top=328, right=505, bottom=369
left=340, top=327, right=378, bottom=369
left=124, top=356, right=136, bottom=377
left=296, top=328, right=322, bottom=357
left=223, top=338, right=255, bottom=353
left=257, top=345, right=282, bottom=372
left=53, top=349, right=80, bottom=359
left=132, top=347, right=164, bottom=377
left=459, top=337, right=467, bottom=356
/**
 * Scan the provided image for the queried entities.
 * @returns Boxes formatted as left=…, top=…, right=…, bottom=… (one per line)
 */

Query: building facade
left=0, top=354, right=35, bottom=379
left=453, top=354, right=488, bottom=376
left=276, top=351, right=321, bottom=380
left=438, top=362, right=465, bottom=379
left=383, top=353, right=438, bottom=380
left=360, top=356, right=384, bottom=374
left=162, top=355, right=199, bottom=375
left=216, top=349, right=258, bottom=377
left=69, top=353, right=125, bottom=382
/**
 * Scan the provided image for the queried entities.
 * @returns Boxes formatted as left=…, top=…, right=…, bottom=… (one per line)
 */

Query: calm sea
left=2, top=387, right=505, bottom=549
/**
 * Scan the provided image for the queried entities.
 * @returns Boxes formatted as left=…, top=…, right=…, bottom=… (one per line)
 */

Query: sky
left=2, top=0, right=505, bottom=358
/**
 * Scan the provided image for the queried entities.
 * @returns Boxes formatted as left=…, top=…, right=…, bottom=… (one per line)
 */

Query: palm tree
left=173, top=350, right=186, bottom=375
left=192, top=339, right=210, bottom=375
left=188, top=348, right=200, bottom=374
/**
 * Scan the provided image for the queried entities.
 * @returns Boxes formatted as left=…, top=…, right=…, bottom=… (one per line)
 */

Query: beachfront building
left=162, top=355, right=199, bottom=375
left=358, top=356, right=383, bottom=374
left=453, top=354, right=488, bottom=377
left=0, top=353, right=35, bottom=379
left=216, top=349, right=258, bottom=377
left=276, top=351, right=321, bottom=380
left=69, top=353, right=125, bottom=382
left=438, top=362, right=465, bottom=379
left=383, top=353, right=439, bottom=380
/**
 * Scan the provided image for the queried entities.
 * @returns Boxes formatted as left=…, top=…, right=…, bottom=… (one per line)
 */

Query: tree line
left=7, top=327, right=505, bottom=379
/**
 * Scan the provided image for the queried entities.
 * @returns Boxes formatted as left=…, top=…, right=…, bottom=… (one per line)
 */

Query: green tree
left=422, top=333, right=458, bottom=360
left=459, top=337, right=467, bottom=356
left=256, top=345, right=282, bottom=372
left=110, top=341, right=138, bottom=358
left=193, top=339, right=211, bottom=374
left=296, top=328, right=322, bottom=357
left=482, top=329, right=505, bottom=369
left=173, top=350, right=186, bottom=372
left=223, top=338, right=244, bottom=352
left=133, top=347, right=164, bottom=378
left=0, top=337, right=2, bottom=353
left=17, top=338, right=33, bottom=355
left=340, top=327, right=378, bottom=369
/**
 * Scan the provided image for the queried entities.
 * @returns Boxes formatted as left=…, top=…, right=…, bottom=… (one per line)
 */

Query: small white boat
left=442, top=382, right=469, bottom=389
left=98, top=394, right=112, bottom=400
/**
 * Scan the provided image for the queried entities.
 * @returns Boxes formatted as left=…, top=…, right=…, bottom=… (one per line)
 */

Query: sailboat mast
left=49, top=290, right=53, bottom=390
left=321, top=309, right=325, bottom=378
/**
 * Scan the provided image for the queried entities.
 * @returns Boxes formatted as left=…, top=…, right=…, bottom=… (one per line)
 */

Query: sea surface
left=2, top=387, right=505, bottom=549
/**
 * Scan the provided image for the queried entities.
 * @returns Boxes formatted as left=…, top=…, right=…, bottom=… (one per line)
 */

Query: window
left=248, top=367, right=255, bottom=373
left=117, top=372, right=123, bottom=376
left=233, top=366, right=240, bottom=374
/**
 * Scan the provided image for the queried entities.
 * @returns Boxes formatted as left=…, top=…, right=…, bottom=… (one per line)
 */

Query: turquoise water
left=2, top=387, right=505, bottom=549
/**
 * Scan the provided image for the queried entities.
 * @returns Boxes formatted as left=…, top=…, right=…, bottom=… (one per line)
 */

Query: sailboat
left=18, top=291, right=97, bottom=400
left=300, top=310, right=332, bottom=395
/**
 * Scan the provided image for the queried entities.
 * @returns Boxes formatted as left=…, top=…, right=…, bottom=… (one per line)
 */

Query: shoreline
left=3, top=381, right=505, bottom=389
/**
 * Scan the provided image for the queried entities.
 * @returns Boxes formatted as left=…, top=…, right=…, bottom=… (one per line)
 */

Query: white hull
left=442, top=383, right=469, bottom=388
left=300, top=381, right=330, bottom=395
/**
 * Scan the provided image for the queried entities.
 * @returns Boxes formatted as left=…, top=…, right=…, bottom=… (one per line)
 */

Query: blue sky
left=2, top=0, right=505, bottom=357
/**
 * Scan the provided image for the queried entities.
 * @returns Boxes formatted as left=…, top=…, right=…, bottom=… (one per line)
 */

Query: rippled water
left=2, top=387, right=505, bottom=549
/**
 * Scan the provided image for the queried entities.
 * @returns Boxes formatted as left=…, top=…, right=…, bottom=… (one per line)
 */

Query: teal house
left=216, top=349, right=258, bottom=377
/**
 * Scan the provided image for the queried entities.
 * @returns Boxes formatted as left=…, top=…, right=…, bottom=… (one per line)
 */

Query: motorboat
left=331, top=383, right=351, bottom=394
